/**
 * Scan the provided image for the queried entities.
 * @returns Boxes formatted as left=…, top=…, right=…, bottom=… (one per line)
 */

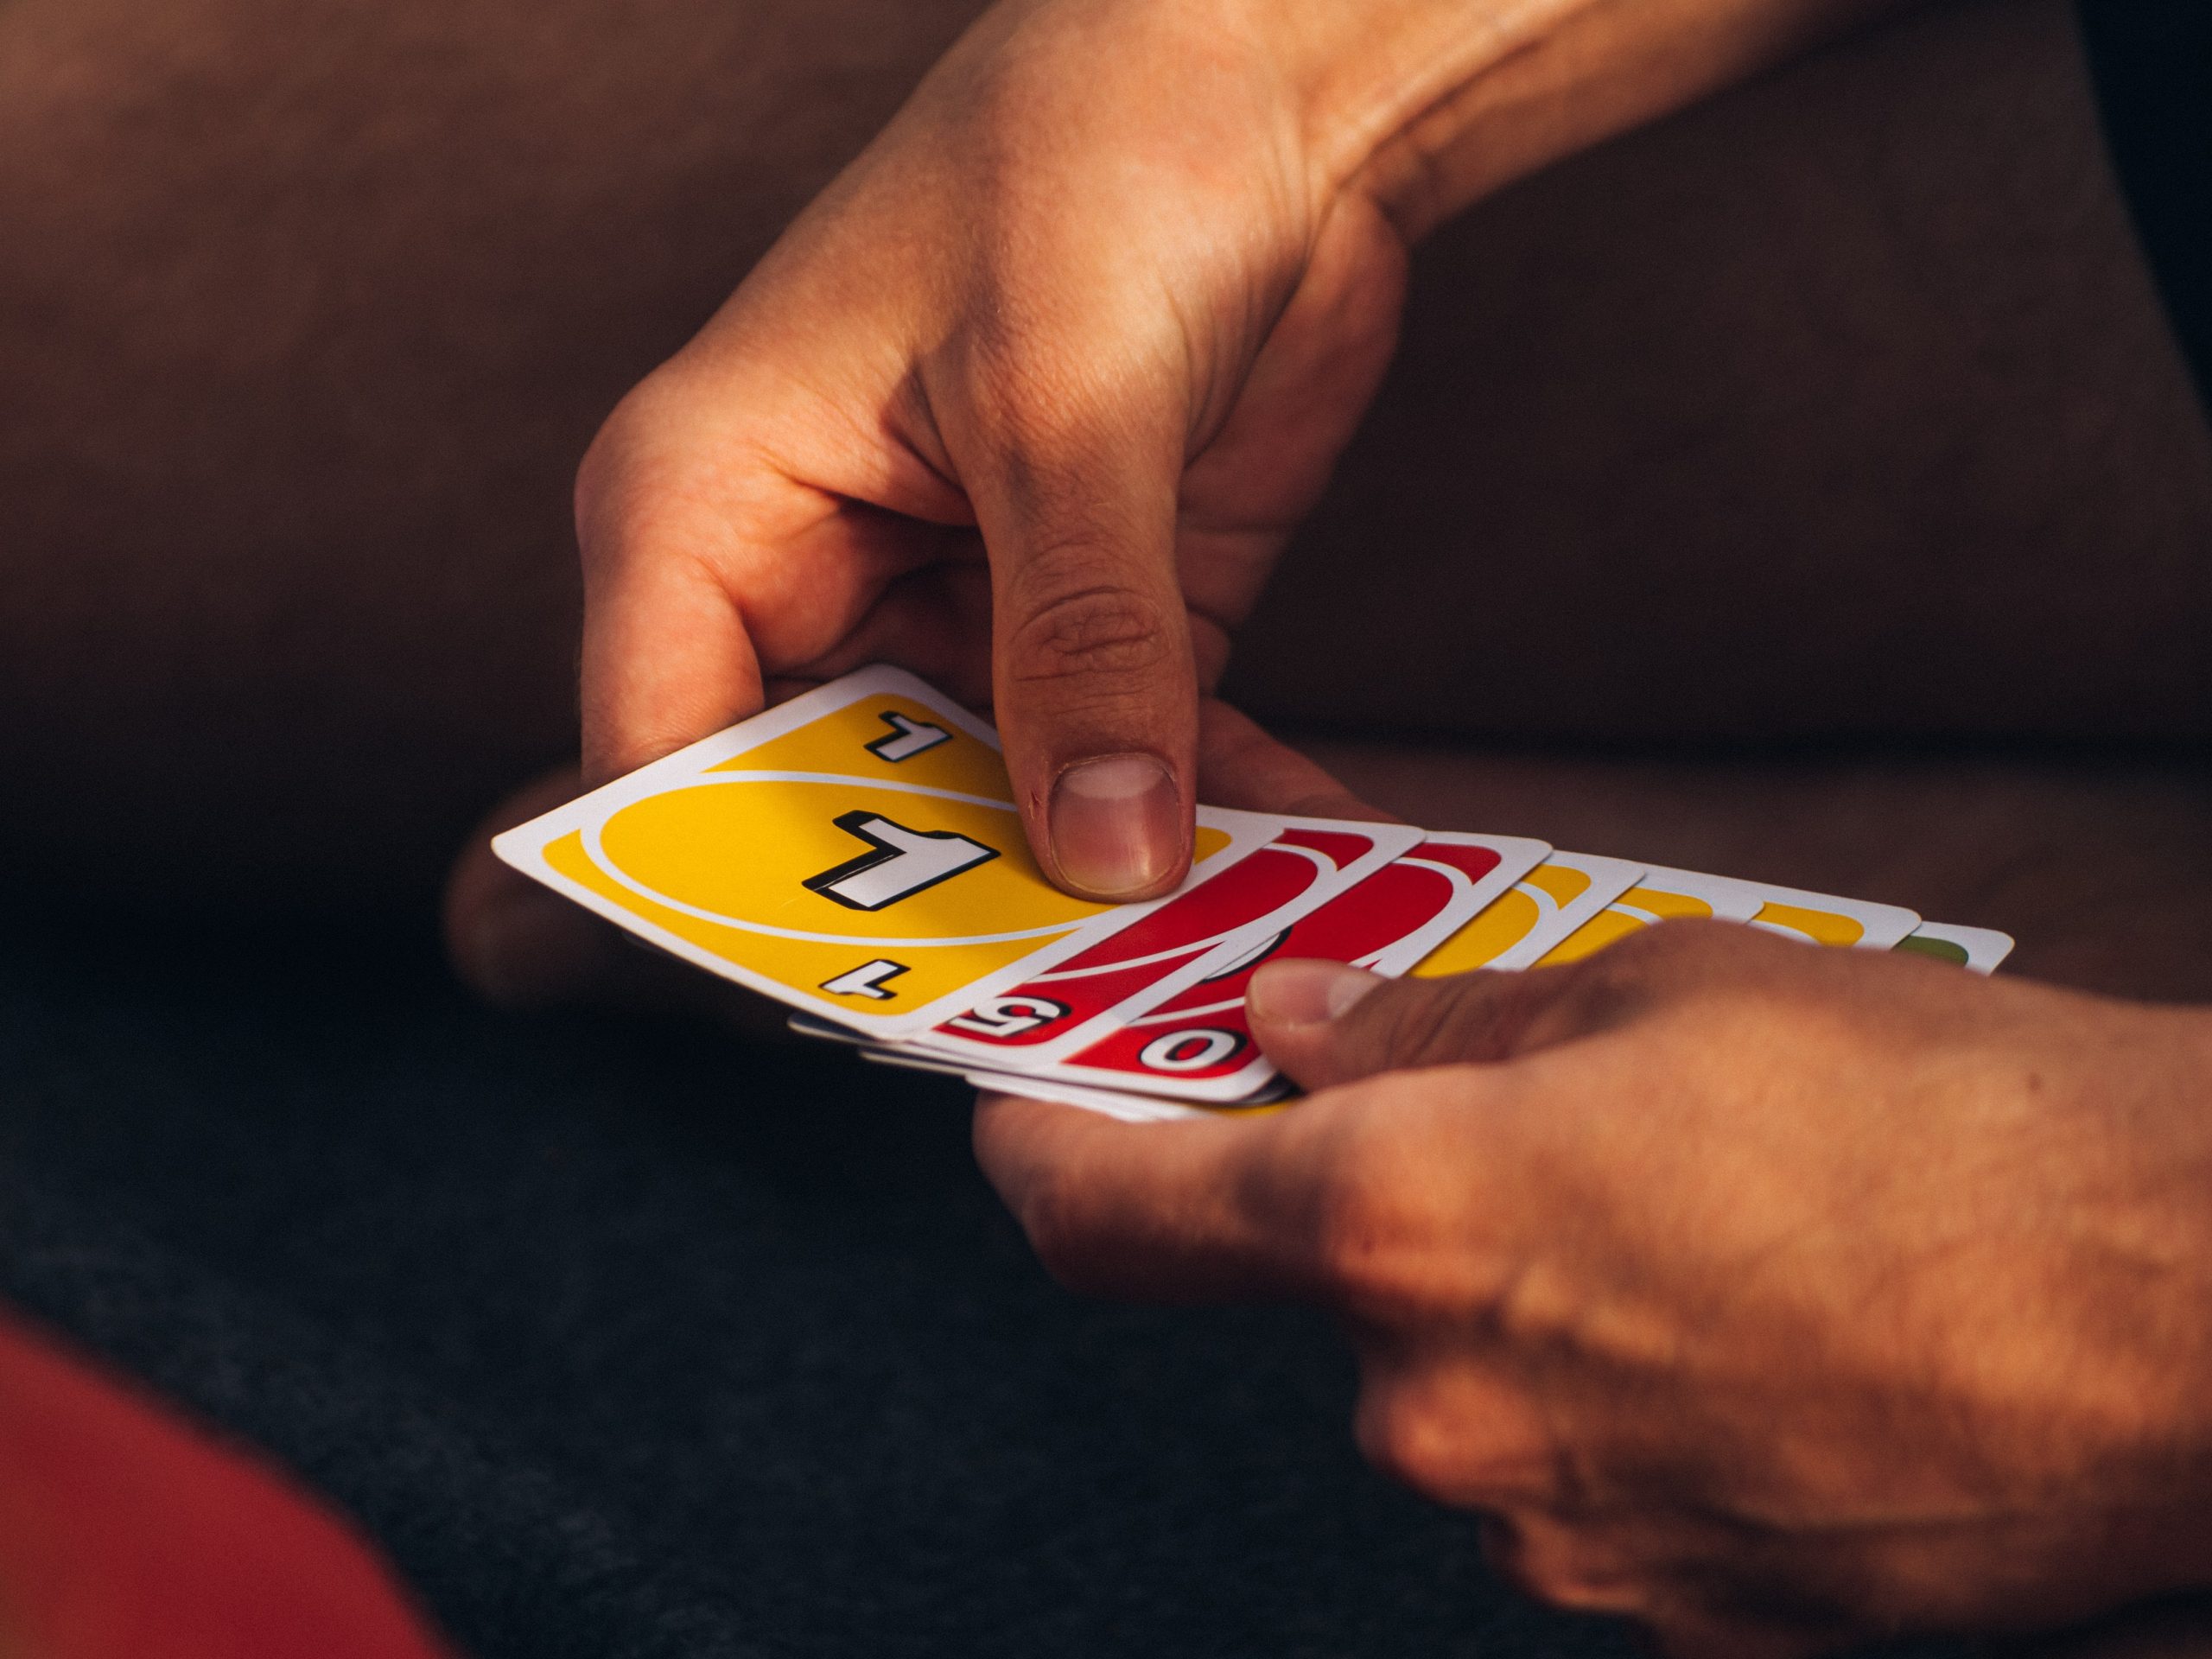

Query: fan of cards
left=494, top=666, right=2012, bottom=1123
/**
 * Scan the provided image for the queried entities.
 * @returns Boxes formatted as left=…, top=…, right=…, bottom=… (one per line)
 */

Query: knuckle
left=1353, top=1351, right=1573, bottom=1506
left=575, top=378, right=671, bottom=518
left=1481, top=1518, right=1636, bottom=1614
left=1002, top=568, right=1178, bottom=693
left=1308, top=1147, right=1462, bottom=1321
left=1524, top=946, right=1665, bottom=1044
left=1485, top=1257, right=1587, bottom=1357
left=1568, top=919, right=1810, bottom=1039
left=1615, top=917, right=1719, bottom=964
left=1382, top=972, right=1567, bottom=1066
left=1355, top=1386, right=1569, bottom=1516
left=1308, top=1159, right=1381, bottom=1263
left=1293, top=1090, right=1509, bottom=1323
left=971, top=353, right=1104, bottom=458
left=573, top=422, right=635, bottom=573
left=573, top=386, right=707, bottom=579
left=575, top=366, right=785, bottom=588
left=1353, top=1388, right=1469, bottom=1503
left=953, top=302, right=1151, bottom=467
left=1367, top=978, right=1491, bottom=1069
left=1610, top=917, right=1763, bottom=983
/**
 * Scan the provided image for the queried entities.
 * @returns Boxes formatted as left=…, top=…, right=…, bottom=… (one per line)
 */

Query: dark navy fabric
left=0, top=918, right=1633, bottom=1659
left=2079, top=0, right=2212, bottom=419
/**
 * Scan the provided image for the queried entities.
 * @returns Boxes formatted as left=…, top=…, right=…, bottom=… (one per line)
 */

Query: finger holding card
left=490, top=665, right=2019, bottom=1128
left=1000, top=831, right=1549, bottom=1102
left=1408, top=851, right=1645, bottom=978
left=493, top=666, right=1281, bottom=1038
left=909, top=820, right=1425, bottom=1070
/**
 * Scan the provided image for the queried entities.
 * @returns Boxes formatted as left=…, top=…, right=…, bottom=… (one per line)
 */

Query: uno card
left=907, top=819, right=1426, bottom=1068
left=854, top=1042, right=1195, bottom=1120
left=859, top=1044, right=1288, bottom=1122
left=963, top=1071, right=1291, bottom=1122
left=1535, top=864, right=1919, bottom=964
left=1894, top=921, right=2014, bottom=974
left=490, top=665, right=1279, bottom=1038
left=1408, top=851, right=1645, bottom=978
left=803, top=1011, right=1296, bottom=1116
left=788, top=1012, right=880, bottom=1047
left=969, top=1073, right=1211, bottom=1124
left=951, top=832, right=1551, bottom=1103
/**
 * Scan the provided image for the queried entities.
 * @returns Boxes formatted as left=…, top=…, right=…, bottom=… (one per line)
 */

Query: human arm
left=575, top=0, right=1916, bottom=899
left=974, top=818, right=2212, bottom=1649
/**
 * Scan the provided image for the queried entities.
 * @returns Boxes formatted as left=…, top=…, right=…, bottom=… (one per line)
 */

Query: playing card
left=490, top=665, right=1281, bottom=1038
left=969, top=1075, right=1211, bottom=1123
left=861, top=1044, right=1287, bottom=1122
left=964, top=1071, right=1293, bottom=1121
left=1408, top=851, right=1646, bottom=977
left=936, top=832, right=1550, bottom=1103
left=1535, top=864, right=1919, bottom=963
left=1894, top=921, right=2014, bottom=974
left=505, top=664, right=2005, bottom=1119
left=906, top=819, right=1427, bottom=1069
left=788, top=1011, right=890, bottom=1048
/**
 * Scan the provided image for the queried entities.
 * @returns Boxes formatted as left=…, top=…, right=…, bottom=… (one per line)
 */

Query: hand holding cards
left=494, top=667, right=2013, bottom=1120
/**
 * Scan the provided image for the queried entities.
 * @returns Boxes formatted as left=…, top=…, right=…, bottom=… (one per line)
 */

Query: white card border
left=1453, top=849, right=1650, bottom=972
left=489, top=665, right=1280, bottom=1037
left=1627, top=863, right=1919, bottom=949
left=937, top=830, right=1545, bottom=1103
left=905, top=817, right=1426, bottom=1072
left=1898, top=920, right=2014, bottom=975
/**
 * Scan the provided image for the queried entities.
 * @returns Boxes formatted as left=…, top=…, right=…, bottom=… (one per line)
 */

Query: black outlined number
left=1137, top=1028, right=1244, bottom=1072
left=944, top=995, right=1072, bottom=1039
left=866, top=711, right=953, bottom=763
left=804, top=810, right=999, bottom=911
left=820, top=959, right=912, bottom=1000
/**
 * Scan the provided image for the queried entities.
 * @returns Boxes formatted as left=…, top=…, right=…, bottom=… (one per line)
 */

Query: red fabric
left=0, top=1307, right=457, bottom=1659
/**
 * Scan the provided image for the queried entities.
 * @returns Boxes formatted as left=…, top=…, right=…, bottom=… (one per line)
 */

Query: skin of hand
left=570, top=0, right=1911, bottom=908
left=576, top=0, right=1416, bottom=906
left=975, top=716, right=2212, bottom=1656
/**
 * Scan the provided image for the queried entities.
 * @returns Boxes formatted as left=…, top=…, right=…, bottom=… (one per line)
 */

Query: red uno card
left=966, top=831, right=1548, bottom=1102
left=910, top=820, right=1423, bottom=1068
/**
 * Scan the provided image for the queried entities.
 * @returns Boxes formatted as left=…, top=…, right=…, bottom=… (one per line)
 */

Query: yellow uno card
left=491, top=666, right=1277, bottom=1037
left=1410, top=852, right=1645, bottom=978
left=1535, top=863, right=1920, bottom=965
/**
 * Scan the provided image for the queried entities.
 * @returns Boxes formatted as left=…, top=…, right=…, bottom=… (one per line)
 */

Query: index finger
left=575, top=383, right=771, bottom=785
left=939, top=335, right=1198, bottom=905
left=575, top=360, right=944, bottom=784
left=1195, top=698, right=1402, bottom=823
left=971, top=1091, right=1330, bottom=1303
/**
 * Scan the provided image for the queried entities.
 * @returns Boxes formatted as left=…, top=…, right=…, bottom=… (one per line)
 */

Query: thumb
left=964, top=396, right=1197, bottom=903
left=1248, top=960, right=1571, bottom=1091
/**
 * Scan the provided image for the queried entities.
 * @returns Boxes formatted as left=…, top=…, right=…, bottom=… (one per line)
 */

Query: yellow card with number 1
left=492, top=666, right=1278, bottom=1038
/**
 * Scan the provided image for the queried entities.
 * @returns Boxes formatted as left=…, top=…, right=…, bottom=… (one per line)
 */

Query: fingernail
left=1248, top=959, right=1382, bottom=1027
left=1048, top=753, right=1181, bottom=899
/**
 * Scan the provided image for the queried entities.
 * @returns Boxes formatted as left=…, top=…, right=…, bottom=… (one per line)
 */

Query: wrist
left=2067, top=1005, right=2212, bottom=1593
left=1252, top=0, right=1917, bottom=238
left=1261, top=0, right=1586, bottom=216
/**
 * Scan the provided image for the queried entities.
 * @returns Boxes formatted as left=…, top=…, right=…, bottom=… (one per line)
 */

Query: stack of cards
left=493, top=667, right=2014, bottom=1124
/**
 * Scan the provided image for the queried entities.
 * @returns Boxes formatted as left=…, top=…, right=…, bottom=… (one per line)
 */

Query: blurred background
left=0, top=1, right=2207, bottom=1654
